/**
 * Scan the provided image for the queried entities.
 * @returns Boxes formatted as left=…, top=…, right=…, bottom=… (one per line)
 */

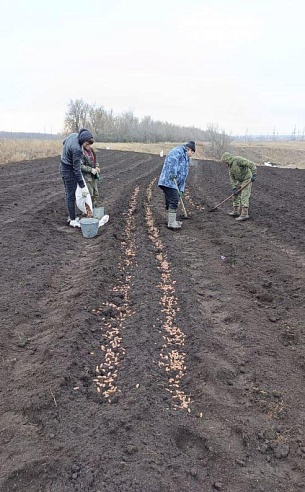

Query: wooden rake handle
left=211, top=181, right=251, bottom=210
left=173, top=178, right=188, bottom=218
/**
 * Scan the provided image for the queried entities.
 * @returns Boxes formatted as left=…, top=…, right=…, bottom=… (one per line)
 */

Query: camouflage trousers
left=232, top=180, right=252, bottom=208
left=83, top=175, right=99, bottom=208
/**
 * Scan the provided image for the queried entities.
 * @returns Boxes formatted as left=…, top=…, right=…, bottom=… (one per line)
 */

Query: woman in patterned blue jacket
left=158, top=141, right=195, bottom=229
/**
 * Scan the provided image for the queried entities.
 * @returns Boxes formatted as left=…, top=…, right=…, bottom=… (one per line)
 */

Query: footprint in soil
left=174, top=426, right=211, bottom=459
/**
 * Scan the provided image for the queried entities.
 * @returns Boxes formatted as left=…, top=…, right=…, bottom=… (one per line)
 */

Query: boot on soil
left=228, top=206, right=240, bottom=217
left=235, top=207, right=249, bottom=221
left=168, top=209, right=182, bottom=230
left=165, top=209, right=182, bottom=226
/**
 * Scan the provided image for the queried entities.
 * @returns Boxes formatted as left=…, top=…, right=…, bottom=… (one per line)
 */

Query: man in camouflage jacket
left=221, top=152, right=257, bottom=221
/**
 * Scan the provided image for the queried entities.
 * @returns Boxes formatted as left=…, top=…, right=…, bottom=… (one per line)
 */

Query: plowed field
left=0, top=150, right=304, bottom=492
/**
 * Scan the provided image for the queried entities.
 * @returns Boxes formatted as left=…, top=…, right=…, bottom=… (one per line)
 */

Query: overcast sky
left=1, top=0, right=304, bottom=136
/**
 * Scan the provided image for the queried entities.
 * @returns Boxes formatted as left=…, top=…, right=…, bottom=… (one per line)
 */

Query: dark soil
left=0, top=151, right=304, bottom=492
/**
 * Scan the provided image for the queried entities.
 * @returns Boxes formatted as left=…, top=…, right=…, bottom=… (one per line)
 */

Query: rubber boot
left=165, top=210, right=182, bottom=226
left=168, top=209, right=182, bottom=230
left=235, top=207, right=249, bottom=221
left=228, top=206, right=240, bottom=217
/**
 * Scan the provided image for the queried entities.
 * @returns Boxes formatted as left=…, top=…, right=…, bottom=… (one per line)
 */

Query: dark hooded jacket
left=60, top=131, right=94, bottom=188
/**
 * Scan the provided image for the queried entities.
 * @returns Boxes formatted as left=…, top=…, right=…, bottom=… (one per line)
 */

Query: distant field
left=0, top=139, right=63, bottom=164
left=1, top=139, right=305, bottom=168
left=230, top=141, right=305, bottom=169
left=95, top=141, right=305, bottom=168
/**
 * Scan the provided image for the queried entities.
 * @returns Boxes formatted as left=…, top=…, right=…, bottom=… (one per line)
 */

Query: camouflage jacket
left=222, top=154, right=257, bottom=187
left=81, top=148, right=97, bottom=175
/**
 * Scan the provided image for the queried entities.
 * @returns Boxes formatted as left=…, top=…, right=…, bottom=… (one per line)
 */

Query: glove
left=251, top=175, right=256, bottom=182
left=91, top=168, right=98, bottom=175
left=232, top=187, right=238, bottom=195
left=81, top=189, right=89, bottom=198
left=170, top=174, right=177, bottom=180
left=179, top=190, right=184, bottom=197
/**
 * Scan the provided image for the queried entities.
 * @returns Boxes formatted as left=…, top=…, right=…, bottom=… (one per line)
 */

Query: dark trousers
left=159, top=185, right=179, bottom=211
left=61, top=171, right=77, bottom=220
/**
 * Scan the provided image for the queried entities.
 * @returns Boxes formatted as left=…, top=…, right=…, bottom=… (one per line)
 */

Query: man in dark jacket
left=60, top=128, right=94, bottom=227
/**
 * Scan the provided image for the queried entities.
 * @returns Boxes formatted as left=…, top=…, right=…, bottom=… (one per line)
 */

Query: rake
left=173, top=178, right=188, bottom=218
left=208, top=181, right=251, bottom=212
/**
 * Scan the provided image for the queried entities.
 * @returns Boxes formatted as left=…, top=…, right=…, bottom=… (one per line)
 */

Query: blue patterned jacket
left=158, top=145, right=189, bottom=192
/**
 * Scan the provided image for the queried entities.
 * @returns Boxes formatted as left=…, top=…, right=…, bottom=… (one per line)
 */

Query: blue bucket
left=92, top=207, right=105, bottom=219
left=79, top=217, right=99, bottom=238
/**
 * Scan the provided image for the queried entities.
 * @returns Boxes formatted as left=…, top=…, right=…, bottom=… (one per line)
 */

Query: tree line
left=64, top=99, right=234, bottom=157
left=64, top=99, right=210, bottom=143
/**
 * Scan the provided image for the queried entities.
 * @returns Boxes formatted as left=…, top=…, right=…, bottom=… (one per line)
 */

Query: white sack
left=75, top=182, right=93, bottom=214
left=98, top=214, right=109, bottom=228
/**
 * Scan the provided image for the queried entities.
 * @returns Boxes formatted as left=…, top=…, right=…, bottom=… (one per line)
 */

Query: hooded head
left=78, top=128, right=94, bottom=146
left=221, top=152, right=233, bottom=163
left=185, top=141, right=196, bottom=153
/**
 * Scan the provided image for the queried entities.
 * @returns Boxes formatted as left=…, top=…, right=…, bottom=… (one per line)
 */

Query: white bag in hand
left=75, top=182, right=93, bottom=214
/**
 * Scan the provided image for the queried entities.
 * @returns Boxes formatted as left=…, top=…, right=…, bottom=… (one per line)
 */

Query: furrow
left=92, top=186, right=139, bottom=400
left=145, top=179, right=192, bottom=412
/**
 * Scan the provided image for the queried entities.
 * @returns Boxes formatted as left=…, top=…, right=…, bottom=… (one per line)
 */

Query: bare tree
left=87, top=104, right=111, bottom=139
left=139, top=115, right=154, bottom=142
left=205, top=123, right=233, bottom=159
left=64, top=99, right=91, bottom=133
left=63, top=99, right=208, bottom=143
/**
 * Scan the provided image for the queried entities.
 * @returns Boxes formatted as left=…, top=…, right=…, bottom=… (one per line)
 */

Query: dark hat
left=78, top=128, right=94, bottom=145
left=185, top=141, right=196, bottom=152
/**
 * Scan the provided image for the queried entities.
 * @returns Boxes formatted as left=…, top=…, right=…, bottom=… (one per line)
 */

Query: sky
left=1, top=0, right=304, bottom=136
